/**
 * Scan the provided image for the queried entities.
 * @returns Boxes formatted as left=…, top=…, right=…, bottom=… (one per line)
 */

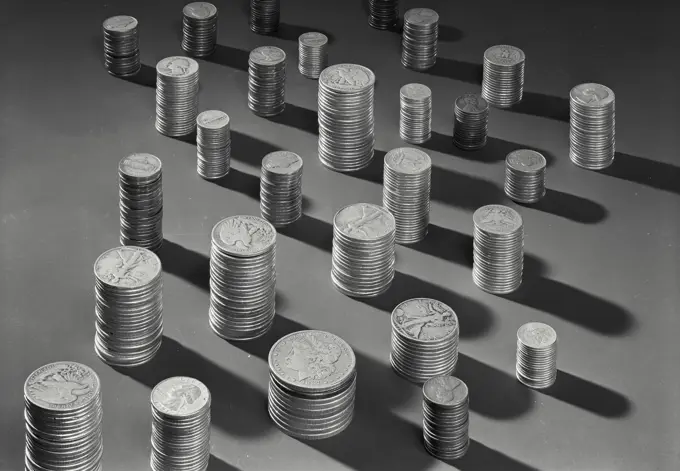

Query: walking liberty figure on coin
left=394, top=299, right=456, bottom=339
left=159, top=383, right=202, bottom=413
left=28, top=367, right=92, bottom=405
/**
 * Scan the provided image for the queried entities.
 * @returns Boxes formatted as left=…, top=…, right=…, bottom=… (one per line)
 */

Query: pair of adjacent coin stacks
left=150, top=377, right=211, bottom=471
left=24, top=362, right=103, bottom=471
left=94, top=246, right=163, bottom=367
left=119, top=153, right=163, bottom=252
left=196, top=110, right=231, bottom=179
left=453, top=93, right=490, bottom=150
left=481, top=45, right=526, bottom=108
left=260, top=151, right=304, bottom=227
left=368, top=0, right=399, bottom=30
left=268, top=331, right=357, bottom=440
left=472, top=205, right=524, bottom=294
left=401, top=9, right=439, bottom=71
left=516, top=322, right=558, bottom=389
left=422, top=376, right=470, bottom=460
left=102, top=16, right=140, bottom=77
left=505, top=149, right=547, bottom=204
left=331, top=203, right=396, bottom=297
left=181, top=2, right=218, bottom=58
left=155, top=56, right=200, bottom=137
left=399, top=83, right=432, bottom=144
left=390, top=299, right=459, bottom=384
left=248, top=46, right=286, bottom=117
left=250, top=0, right=280, bottom=34
left=383, top=148, right=432, bottom=244
left=298, top=32, right=329, bottom=79
left=569, top=83, right=616, bottom=170
left=209, top=216, right=277, bottom=340
left=318, top=64, right=376, bottom=172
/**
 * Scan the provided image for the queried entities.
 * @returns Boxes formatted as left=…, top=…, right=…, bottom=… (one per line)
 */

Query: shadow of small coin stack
left=182, top=2, right=218, bottom=57
left=196, top=110, right=231, bottom=180
left=103, top=15, right=140, bottom=77
left=260, top=151, right=304, bottom=227
left=422, top=375, right=470, bottom=460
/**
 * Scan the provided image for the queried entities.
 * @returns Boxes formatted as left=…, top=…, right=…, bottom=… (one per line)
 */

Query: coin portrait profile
left=159, top=384, right=202, bottom=413
left=285, top=332, right=342, bottom=381
left=164, top=57, right=192, bottom=76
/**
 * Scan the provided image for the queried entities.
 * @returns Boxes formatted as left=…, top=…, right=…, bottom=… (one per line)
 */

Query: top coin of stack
left=569, top=83, right=616, bottom=170
left=182, top=2, right=219, bottom=58
left=481, top=45, right=526, bottom=108
left=103, top=15, right=140, bottom=77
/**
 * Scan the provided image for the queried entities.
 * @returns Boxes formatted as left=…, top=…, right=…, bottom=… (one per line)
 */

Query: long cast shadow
left=525, top=189, right=608, bottom=224
left=204, top=44, right=250, bottom=72
left=209, top=455, right=241, bottom=471
left=455, top=440, right=541, bottom=471
left=266, top=103, right=318, bottom=135
left=438, top=25, right=465, bottom=43
left=602, top=152, right=680, bottom=195
left=279, top=213, right=334, bottom=252
left=231, top=131, right=282, bottom=167
left=116, top=63, right=156, bottom=88
left=213, top=168, right=261, bottom=200
left=159, top=239, right=210, bottom=291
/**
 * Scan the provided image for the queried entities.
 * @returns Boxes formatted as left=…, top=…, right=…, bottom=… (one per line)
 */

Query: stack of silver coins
left=103, top=15, right=140, bottom=77
left=119, top=153, right=163, bottom=252
left=209, top=216, right=276, bottom=340
left=268, top=330, right=357, bottom=440
left=181, top=2, right=218, bottom=58
left=150, top=377, right=211, bottom=471
left=298, top=32, right=329, bottom=79
left=250, top=0, right=280, bottom=34
left=318, top=64, right=376, bottom=172
left=155, top=56, right=199, bottom=137
left=505, top=149, right=547, bottom=204
left=399, top=83, right=432, bottom=144
left=383, top=147, right=432, bottom=244
left=422, top=376, right=470, bottom=460
left=390, top=299, right=459, bottom=384
left=481, top=45, right=526, bottom=108
left=94, top=246, right=163, bottom=367
left=197, top=110, right=231, bottom=180
left=332, top=203, right=396, bottom=297
left=401, top=8, right=439, bottom=71
left=368, top=0, right=399, bottom=30
left=24, top=362, right=103, bottom=471
left=516, top=322, right=558, bottom=389
left=260, top=151, right=304, bottom=227
left=453, top=93, right=489, bottom=150
left=248, top=46, right=286, bottom=117
left=472, top=204, right=524, bottom=294
left=569, top=83, right=616, bottom=170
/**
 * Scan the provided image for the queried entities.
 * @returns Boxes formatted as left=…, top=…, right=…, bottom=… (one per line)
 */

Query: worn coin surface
left=319, top=64, right=375, bottom=91
left=299, top=32, right=328, bottom=46
left=119, top=153, right=162, bottom=178
left=24, top=361, right=100, bottom=410
left=570, top=83, right=615, bottom=106
left=385, top=147, right=431, bottom=174
left=197, top=110, right=230, bottom=129
left=103, top=15, right=138, bottom=32
left=517, top=322, right=557, bottom=348
left=183, top=2, right=218, bottom=19
left=94, top=246, right=161, bottom=287
left=334, top=203, right=395, bottom=240
left=423, top=375, right=468, bottom=406
left=152, top=376, right=211, bottom=416
left=455, top=94, right=489, bottom=114
left=392, top=298, right=458, bottom=341
left=250, top=46, right=286, bottom=65
left=156, top=56, right=199, bottom=77
left=506, top=149, right=546, bottom=172
left=404, top=8, right=439, bottom=25
left=212, top=215, right=276, bottom=256
left=484, top=45, right=525, bottom=66
left=473, top=204, right=523, bottom=235
left=262, top=151, right=303, bottom=174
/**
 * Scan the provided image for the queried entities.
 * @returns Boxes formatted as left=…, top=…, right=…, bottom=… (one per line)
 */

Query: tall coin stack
left=318, top=64, right=376, bottom=172
left=155, top=56, right=200, bottom=137
left=569, top=83, right=616, bottom=170
left=250, top=0, right=280, bottom=34
left=516, top=322, right=558, bottom=389
left=472, top=204, right=524, bottom=294
left=401, top=8, right=439, bottom=71
left=260, top=151, right=304, bottom=227
left=505, top=149, right=547, bottom=203
left=209, top=216, right=276, bottom=340
left=150, top=377, right=211, bottom=471
left=422, top=376, right=470, bottom=460
left=368, top=0, right=399, bottom=30
left=197, top=110, right=231, bottom=180
left=248, top=46, right=286, bottom=117
left=181, top=2, right=218, bottom=58
left=453, top=93, right=489, bottom=150
left=298, top=32, right=328, bottom=79
left=481, top=45, right=526, bottom=108
left=94, top=246, right=163, bottom=367
left=268, top=330, right=357, bottom=440
left=383, top=148, right=432, bottom=244
left=400, top=83, right=432, bottom=144
left=332, top=203, right=396, bottom=297
left=103, top=15, right=140, bottom=77
left=119, top=153, right=163, bottom=252
left=24, top=362, right=103, bottom=471
left=390, top=299, right=459, bottom=384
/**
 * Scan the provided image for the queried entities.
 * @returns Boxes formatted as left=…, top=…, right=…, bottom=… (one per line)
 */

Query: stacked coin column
left=453, top=93, right=489, bottom=150
left=197, top=110, right=231, bottom=179
left=156, top=56, right=200, bottom=137
left=103, top=15, right=140, bottom=77
left=248, top=46, right=286, bottom=117
left=481, top=45, right=526, bottom=108
left=260, top=151, right=304, bottom=227
left=298, top=32, right=329, bottom=79
left=422, top=376, right=470, bottom=460
left=505, top=149, right=547, bottom=203
left=569, top=83, right=616, bottom=170
left=250, top=0, right=280, bottom=34
left=368, top=0, right=399, bottom=30
left=401, top=9, right=439, bottom=71
left=399, top=83, right=432, bottom=144
left=516, top=322, right=558, bottom=389
left=182, top=2, right=218, bottom=57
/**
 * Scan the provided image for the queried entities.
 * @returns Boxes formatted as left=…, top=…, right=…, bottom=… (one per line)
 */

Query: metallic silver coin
left=569, top=83, right=616, bottom=170
left=453, top=93, right=489, bottom=150
left=248, top=46, right=286, bottom=117
left=368, top=0, right=399, bottom=30
left=260, top=151, right=303, bottom=227
left=401, top=8, right=439, bottom=71
left=250, top=0, right=280, bottom=34
left=103, top=15, right=140, bottom=77
left=182, top=2, right=218, bottom=58
left=298, top=32, right=328, bottom=79
left=422, top=375, right=469, bottom=460
left=481, top=45, right=525, bottom=108
left=516, top=322, right=557, bottom=389
left=400, top=83, right=432, bottom=144
left=505, top=149, right=547, bottom=204
left=155, top=57, right=200, bottom=137
left=196, top=110, right=230, bottom=179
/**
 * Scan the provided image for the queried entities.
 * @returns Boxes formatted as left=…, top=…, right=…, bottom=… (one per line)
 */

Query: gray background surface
left=1, top=0, right=679, bottom=470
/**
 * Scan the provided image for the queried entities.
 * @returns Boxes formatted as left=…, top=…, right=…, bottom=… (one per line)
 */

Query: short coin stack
left=368, top=0, right=399, bottom=30
left=298, top=32, right=329, bottom=79
left=472, top=204, right=524, bottom=294
left=24, top=362, right=103, bottom=471
left=196, top=110, right=231, bottom=180
left=248, top=46, right=286, bottom=117
left=181, top=2, right=218, bottom=58
left=103, top=15, right=140, bottom=77
left=268, top=330, right=357, bottom=440
left=504, top=149, right=547, bottom=203
left=453, top=93, right=489, bottom=150
left=119, top=153, right=164, bottom=252
left=94, top=246, right=163, bottom=367
left=399, top=83, right=432, bottom=144
left=260, top=151, right=304, bottom=227
left=569, top=83, right=616, bottom=170
left=390, top=299, right=459, bottom=384
left=422, top=375, right=470, bottom=460
left=401, top=8, right=439, bottom=71
left=481, top=45, right=526, bottom=108
left=209, top=216, right=277, bottom=340
left=150, top=377, right=211, bottom=471
left=516, top=322, right=558, bottom=389
left=155, top=56, right=200, bottom=137
left=332, top=203, right=396, bottom=297
left=383, top=147, right=432, bottom=244
left=250, top=0, right=280, bottom=34
left=318, top=64, right=376, bottom=172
